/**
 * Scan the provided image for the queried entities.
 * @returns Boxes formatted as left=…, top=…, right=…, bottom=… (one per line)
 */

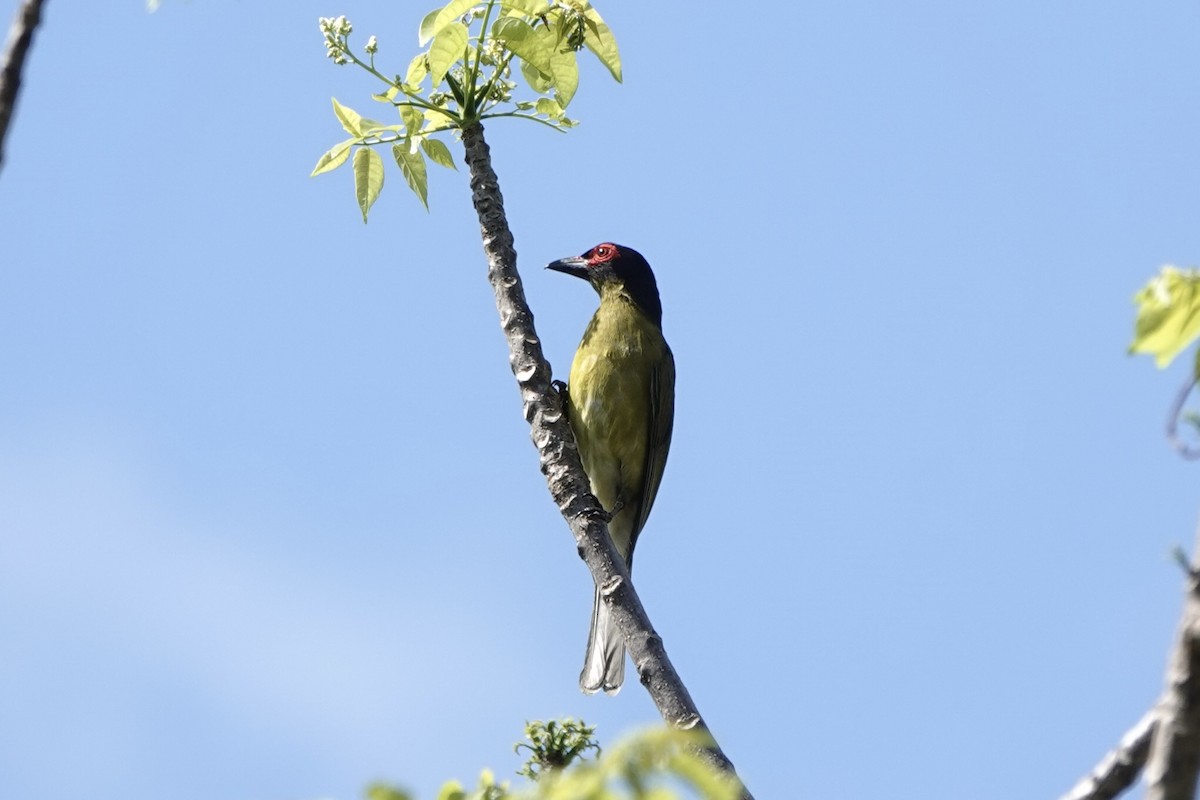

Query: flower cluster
left=318, top=16, right=353, bottom=65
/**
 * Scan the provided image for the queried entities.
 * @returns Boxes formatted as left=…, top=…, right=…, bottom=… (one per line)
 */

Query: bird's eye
left=596, top=246, right=609, bottom=257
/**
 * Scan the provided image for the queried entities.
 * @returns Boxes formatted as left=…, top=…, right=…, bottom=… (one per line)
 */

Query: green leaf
left=429, top=22, right=468, bottom=87
left=354, top=147, right=385, bottom=223
left=392, top=143, right=430, bottom=210
left=535, top=96, right=563, bottom=118
left=365, top=784, right=414, bottom=800
left=398, top=104, right=424, bottom=136
left=434, top=781, right=466, bottom=800
left=418, top=0, right=480, bottom=46
left=582, top=7, right=621, bottom=82
left=549, top=46, right=578, bottom=107
left=332, top=97, right=366, bottom=136
left=501, top=0, right=550, bottom=16
left=1131, top=266, right=1200, bottom=368
left=421, top=138, right=457, bottom=170
left=357, top=116, right=391, bottom=135
left=310, top=139, right=354, bottom=177
left=492, top=17, right=553, bottom=74
left=372, top=86, right=401, bottom=103
left=423, top=107, right=456, bottom=129
left=405, top=53, right=429, bottom=88
left=520, top=59, right=552, bottom=93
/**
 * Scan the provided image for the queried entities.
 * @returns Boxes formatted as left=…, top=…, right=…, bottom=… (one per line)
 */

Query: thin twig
left=1165, top=374, right=1200, bottom=460
left=0, top=0, right=47, bottom=173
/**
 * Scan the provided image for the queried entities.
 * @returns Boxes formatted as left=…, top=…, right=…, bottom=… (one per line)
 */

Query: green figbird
left=548, top=242, right=675, bottom=695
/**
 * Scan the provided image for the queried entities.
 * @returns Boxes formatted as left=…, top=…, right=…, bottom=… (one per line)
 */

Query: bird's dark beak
left=546, top=255, right=589, bottom=280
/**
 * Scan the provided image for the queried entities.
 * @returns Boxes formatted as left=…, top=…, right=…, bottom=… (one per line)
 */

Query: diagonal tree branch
left=1063, top=523, right=1200, bottom=800
left=459, top=120, right=752, bottom=800
left=1059, top=708, right=1156, bottom=800
left=0, top=0, right=47, bottom=173
left=1145, top=529, right=1200, bottom=800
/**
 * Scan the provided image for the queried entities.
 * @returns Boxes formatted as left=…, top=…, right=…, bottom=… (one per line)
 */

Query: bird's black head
left=547, top=243, right=663, bottom=327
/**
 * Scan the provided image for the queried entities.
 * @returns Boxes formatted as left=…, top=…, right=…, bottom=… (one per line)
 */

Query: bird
left=547, top=242, right=675, bottom=694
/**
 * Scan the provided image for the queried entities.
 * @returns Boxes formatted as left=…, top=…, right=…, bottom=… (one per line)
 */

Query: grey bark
left=1063, top=525, right=1200, bottom=800
left=460, top=121, right=752, bottom=800
left=1145, top=531, right=1200, bottom=800
left=1059, top=709, right=1155, bottom=800
left=0, top=0, right=46, bottom=173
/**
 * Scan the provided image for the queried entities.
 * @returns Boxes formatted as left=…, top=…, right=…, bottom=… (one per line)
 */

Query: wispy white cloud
left=0, top=425, right=540, bottom=798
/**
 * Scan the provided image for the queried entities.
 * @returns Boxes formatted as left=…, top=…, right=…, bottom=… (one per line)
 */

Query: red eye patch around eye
left=587, top=242, right=620, bottom=265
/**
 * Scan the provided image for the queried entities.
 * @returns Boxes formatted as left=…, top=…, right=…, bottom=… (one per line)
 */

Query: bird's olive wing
left=632, top=346, right=675, bottom=540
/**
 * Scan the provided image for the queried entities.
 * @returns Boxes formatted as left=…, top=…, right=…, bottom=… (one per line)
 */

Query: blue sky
left=2, top=1, right=1199, bottom=798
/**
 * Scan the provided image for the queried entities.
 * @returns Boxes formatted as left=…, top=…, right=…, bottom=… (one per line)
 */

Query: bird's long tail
left=580, top=585, right=625, bottom=694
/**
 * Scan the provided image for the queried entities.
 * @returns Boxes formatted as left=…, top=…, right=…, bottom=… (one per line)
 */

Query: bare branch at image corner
left=1144, top=529, right=1200, bottom=800
left=1059, top=709, right=1155, bottom=800
left=0, top=0, right=47, bottom=172
left=1063, top=522, right=1200, bottom=800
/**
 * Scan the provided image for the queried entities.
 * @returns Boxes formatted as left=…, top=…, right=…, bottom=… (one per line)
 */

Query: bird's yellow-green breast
left=568, top=284, right=673, bottom=560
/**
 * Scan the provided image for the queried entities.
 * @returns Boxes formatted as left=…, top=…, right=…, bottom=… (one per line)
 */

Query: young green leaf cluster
left=1131, top=266, right=1200, bottom=454
left=313, top=0, right=621, bottom=221
left=514, top=719, right=600, bottom=781
left=1131, top=266, right=1200, bottom=369
left=367, top=726, right=739, bottom=800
